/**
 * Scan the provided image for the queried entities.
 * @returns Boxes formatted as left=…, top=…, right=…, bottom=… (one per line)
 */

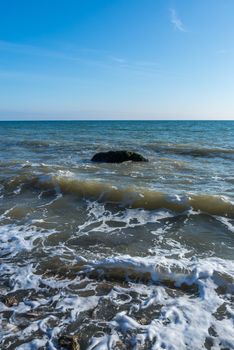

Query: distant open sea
left=0, top=120, right=234, bottom=350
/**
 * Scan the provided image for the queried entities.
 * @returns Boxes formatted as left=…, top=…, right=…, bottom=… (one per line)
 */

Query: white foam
left=1, top=200, right=234, bottom=349
left=15, top=339, right=47, bottom=350
left=85, top=254, right=234, bottom=287
left=0, top=224, right=57, bottom=258
left=87, top=334, right=119, bottom=350
left=215, top=215, right=234, bottom=233
left=0, top=251, right=233, bottom=349
left=76, top=201, right=174, bottom=235
left=55, top=295, right=99, bottom=321
left=83, top=254, right=234, bottom=350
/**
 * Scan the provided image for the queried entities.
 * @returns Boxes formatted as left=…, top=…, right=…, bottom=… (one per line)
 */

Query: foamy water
left=0, top=121, right=234, bottom=349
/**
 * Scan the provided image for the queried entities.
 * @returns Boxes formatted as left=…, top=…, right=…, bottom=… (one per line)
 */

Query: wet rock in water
left=58, top=335, right=80, bottom=350
left=114, top=340, right=128, bottom=350
left=3, top=295, right=19, bottom=307
left=91, top=150, right=148, bottom=163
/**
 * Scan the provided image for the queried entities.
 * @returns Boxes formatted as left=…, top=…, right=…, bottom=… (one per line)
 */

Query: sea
left=0, top=120, right=234, bottom=350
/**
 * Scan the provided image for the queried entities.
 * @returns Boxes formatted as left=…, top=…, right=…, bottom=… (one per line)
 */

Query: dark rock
left=58, top=335, right=80, bottom=350
left=91, top=151, right=148, bottom=163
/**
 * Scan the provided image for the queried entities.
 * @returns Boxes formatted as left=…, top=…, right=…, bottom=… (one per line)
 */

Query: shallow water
left=0, top=121, right=234, bottom=350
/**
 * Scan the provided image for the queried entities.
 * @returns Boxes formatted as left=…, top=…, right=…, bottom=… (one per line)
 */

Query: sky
left=0, top=0, right=234, bottom=120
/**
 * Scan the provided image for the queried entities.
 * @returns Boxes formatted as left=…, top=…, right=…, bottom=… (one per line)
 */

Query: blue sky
left=0, top=0, right=234, bottom=119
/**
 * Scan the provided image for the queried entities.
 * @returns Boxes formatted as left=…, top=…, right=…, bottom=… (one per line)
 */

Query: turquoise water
left=0, top=121, right=234, bottom=350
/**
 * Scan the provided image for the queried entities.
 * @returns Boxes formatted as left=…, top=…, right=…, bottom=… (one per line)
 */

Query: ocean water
left=0, top=120, right=234, bottom=350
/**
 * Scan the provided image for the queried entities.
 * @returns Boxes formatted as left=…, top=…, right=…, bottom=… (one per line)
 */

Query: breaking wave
left=3, top=173, right=234, bottom=217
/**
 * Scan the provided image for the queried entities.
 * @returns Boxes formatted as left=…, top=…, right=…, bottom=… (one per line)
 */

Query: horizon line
left=0, top=118, right=233, bottom=122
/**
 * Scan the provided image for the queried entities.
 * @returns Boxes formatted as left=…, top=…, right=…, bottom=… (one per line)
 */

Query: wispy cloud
left=109, top=56, right=126, bottom=64
left=0, top=69, right=95, bottom=85
left=0, top=40, right=170, bottom=78
left=0, top=40, right=82, bottom=62
left=170, top=8, right=186, bottom=32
